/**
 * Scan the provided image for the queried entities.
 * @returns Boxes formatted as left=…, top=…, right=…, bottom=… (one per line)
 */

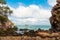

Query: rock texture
left=0, top=36, right=60, bottom=40
left=50, top=0, right=60, bottom=32
left=0, top=20, right=14, bottom=30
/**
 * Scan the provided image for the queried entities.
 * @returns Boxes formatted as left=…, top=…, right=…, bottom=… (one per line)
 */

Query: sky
left=5, top=0, right=57, bottom=25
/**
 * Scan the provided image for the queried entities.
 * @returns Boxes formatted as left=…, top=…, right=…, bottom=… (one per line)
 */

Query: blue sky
left=6, top=0, right=51, bottom=9
left=5, top=0, right=56, bottom=25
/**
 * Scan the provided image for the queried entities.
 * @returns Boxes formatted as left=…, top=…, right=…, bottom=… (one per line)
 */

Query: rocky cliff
left=50, top=0, right=60, bottom=32
left=0, top=15, right=14, bottom=29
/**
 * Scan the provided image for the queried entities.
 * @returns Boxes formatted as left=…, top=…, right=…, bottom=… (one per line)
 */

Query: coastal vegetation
left=0, top=0, right=18, bottom=36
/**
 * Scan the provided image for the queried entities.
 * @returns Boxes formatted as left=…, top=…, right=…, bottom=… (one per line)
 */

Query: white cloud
left=48, top=0, right=57, bottom=6
left=12, top=4, right=51, bottom=19
left=9, top=4, right=51, bottom=25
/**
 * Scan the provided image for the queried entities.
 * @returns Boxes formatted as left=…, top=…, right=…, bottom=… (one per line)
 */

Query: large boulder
left=50, top=0, right=60, bottom=32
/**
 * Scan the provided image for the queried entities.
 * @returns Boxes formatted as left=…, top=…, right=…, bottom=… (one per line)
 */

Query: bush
left=0, top=26, right=18, bottom=36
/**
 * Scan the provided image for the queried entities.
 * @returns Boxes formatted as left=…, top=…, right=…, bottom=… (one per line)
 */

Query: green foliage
left=0, top=15, right=8, bottom=24
left=0, top=6, right=13, bottom=17
left=0, top=26, right=18, bottom=36
left=0, top=0, right=17, bottom=36
left=12, top=26, right=18, bottom=31
left=0, top=0, right=13, bottom=24
left=0, top=0, right=6, bottom=4
left=0, top=0, right=13, bottom=17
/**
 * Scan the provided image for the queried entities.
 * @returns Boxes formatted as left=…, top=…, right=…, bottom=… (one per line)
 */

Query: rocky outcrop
left=1, top=21, right=14, bottom=29
left=0, top=15, right=15, bottom=30
left=50, top=0, right=60, bottom=32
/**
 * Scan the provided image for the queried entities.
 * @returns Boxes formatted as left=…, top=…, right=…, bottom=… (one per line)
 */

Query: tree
left=0, top=15, right=8, bottom=24
left=0, top=0, right=6, bottom=4
left=0, top=0, right=19, bottom=36
left=0, top=0, right=13, bottom=25
left=0, top=0, right=13, bottom=17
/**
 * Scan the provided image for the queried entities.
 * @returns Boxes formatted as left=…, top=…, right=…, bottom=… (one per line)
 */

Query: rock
left=36, top=32, right=50, bottom=37
left=0, top=20, right=14, bottom=30
left=50, top=0, right=60, bottom=32
left=57, top=0, right=60, bottom=3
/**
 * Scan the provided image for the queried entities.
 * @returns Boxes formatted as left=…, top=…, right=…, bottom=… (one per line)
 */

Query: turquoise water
left=16, top=25, right=51, bottom=31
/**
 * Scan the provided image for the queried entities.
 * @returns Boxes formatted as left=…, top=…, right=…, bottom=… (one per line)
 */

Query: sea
left=16, top=25, right=51, bottom=31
